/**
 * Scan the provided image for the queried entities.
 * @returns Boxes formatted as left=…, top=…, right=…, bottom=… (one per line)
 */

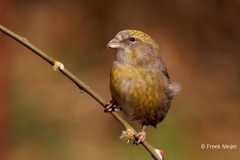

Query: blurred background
left=0, top=0, right=240, bottom=159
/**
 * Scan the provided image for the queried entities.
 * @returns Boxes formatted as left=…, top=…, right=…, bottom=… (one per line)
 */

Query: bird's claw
left=104, top=99, right=121, bottom=113
left=133, top=131, right=146, bottom=145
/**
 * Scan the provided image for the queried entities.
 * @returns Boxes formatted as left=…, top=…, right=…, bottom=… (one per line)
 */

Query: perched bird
left=105, top=30, right=180, bottom=144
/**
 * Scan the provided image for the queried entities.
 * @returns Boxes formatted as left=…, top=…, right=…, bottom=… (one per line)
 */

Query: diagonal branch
left=0, top=24, right=162, bottom=160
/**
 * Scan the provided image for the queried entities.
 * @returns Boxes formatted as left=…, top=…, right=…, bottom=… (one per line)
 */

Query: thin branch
left=0, top=24, right=162, bottom=160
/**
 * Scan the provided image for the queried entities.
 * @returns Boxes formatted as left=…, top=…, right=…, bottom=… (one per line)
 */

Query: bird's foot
left=133, top=131, right=146, bottom=145
left=104, top=99, right=121, bottom=112
left=133, top=125, right=147, bottom=145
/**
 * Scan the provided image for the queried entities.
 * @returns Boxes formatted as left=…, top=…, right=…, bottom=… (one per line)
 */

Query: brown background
left=0, top=0, right=239, bottom=159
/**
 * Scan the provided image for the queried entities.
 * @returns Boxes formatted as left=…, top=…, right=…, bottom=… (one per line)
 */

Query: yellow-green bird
left=105, top=30, right=180, bottom=144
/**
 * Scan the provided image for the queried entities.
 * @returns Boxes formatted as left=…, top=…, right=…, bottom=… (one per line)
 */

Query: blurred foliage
left=0, top=0, right=239, bottom=160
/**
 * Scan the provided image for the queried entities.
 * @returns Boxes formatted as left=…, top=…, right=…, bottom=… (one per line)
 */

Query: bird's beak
left=106, top=35, right=123, bottom=49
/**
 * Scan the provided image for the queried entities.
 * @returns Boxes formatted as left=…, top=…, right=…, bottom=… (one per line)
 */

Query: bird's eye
left=130, top=37, right=135, bottom=42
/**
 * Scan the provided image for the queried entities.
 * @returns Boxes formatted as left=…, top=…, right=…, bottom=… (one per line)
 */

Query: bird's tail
left=169, top=82, right=181, bottom=96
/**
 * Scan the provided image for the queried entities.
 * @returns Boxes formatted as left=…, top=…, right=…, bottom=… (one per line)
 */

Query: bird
left=105, top=30, right=180, bottom=144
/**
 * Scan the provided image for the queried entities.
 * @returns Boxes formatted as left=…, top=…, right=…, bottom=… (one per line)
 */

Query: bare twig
left=0, top=24, right=162, bottom=160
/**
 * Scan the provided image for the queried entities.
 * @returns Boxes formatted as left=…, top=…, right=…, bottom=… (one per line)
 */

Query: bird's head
left=107, top=30, right=161, bottom=66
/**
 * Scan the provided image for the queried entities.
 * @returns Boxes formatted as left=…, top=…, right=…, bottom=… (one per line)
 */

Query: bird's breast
left=110, top=64, right=167, bottom=126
